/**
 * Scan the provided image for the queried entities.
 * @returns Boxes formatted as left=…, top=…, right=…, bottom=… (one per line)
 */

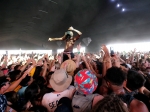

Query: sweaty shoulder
left=130, top=99, right=149, bottom=112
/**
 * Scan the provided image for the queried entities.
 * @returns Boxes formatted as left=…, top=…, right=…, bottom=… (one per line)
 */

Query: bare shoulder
left=130, top=99, right=148, bottom=112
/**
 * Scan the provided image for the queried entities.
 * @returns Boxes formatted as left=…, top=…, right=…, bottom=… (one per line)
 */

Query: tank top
left=118, top=93, right=134, bottom=107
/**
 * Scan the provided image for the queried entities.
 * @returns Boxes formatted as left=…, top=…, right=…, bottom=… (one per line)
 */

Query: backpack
left=72, top=91, right=98, bottom=112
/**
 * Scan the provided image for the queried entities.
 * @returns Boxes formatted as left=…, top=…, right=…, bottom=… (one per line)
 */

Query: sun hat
left=60, top=60, right=76, bottom=76
left=50, top=69, right=72, bottom=92
left=74, top=69, right=98, bottom=95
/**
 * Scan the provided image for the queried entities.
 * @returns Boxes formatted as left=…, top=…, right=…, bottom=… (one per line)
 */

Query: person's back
left=72, top=69, right=103, bottom=112
left=41, top=69, right=75, bottom=112
left=72, top=91, right=99, bottom=112
left=64, top=34, right=74, bottom=52
left=125, top=70, right=150, bottom=112
left=129, top=99, right=148, bottom=112
left=42, top=85, right=75, bottom=112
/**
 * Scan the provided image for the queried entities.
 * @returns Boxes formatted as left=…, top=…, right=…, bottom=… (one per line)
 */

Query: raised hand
left=77, top=43, right=81, bottom=51
left=101, top=45, right=110, bottom=58
left=61, top=62, right=68, bottom=71
left=144, top=53, right=148, bottom=59
left=48, top=38, right=53, bottom=41
left=68, top=26, right=74, bottom=30
left=50, top=65, right=55, bottom=72
left=32, top=59, right=36, bottom=66
left=112, top=55, right=120, bottom=68
left=26, top=59, right=31, bottom=64
left=44, top=54, right=48, bottom=59
left=43, top=60, right=47, bottom=68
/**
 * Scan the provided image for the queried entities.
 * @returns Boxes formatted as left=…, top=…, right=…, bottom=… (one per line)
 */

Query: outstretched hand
left=68, top=26, right=74, bottom=30
left=112, top=54, right=120, bottom=68
left=77, top=43, right=81, bottom=51
left=101, top=45, right=110, bottom=58
left=48, top=38, right=52, bottom=41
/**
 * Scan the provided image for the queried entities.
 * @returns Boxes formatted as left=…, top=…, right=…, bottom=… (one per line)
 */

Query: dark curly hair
left=126, top=70, right=145, bottom=91
left=92, top=94, right=129, bottom=112
left=105, top=67, right=127, bottom=86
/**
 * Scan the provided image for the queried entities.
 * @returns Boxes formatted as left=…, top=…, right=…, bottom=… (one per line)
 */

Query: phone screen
left=110, top=47, right=115, bottom=56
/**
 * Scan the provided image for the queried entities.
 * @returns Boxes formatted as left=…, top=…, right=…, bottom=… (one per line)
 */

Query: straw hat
left=50, top=69, right=72, bottom=92
left=60, top=60, right=76, bottom=76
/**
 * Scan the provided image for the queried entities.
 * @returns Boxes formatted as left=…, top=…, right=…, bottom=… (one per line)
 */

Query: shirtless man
left=48, top=26, right=82, bottom=53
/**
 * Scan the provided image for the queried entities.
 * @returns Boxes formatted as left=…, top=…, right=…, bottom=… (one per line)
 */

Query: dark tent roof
left=0, top=0, right=150, bottom=51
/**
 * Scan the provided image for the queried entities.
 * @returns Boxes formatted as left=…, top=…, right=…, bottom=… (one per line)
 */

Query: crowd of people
left=0, top=43, right=150, bottom=112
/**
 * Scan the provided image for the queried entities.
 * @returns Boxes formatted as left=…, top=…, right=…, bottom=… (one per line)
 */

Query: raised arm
left=68, top=26, right=82, bottom=41
left=1, top=56, right=8, bottom=69
left=20, top=59, right=31, bottom=72
left=4, top=71, right=28, bottom=93
left=42, top=60, right=48, bottom=80
left=48, top=35, right=65, bottom=41
left=76, top=43, right=81, bottom=68
left=102, top=45, right=112, bottom=77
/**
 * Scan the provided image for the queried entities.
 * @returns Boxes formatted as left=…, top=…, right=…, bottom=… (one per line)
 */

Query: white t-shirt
left=42, top=85, right=75, bottom=112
